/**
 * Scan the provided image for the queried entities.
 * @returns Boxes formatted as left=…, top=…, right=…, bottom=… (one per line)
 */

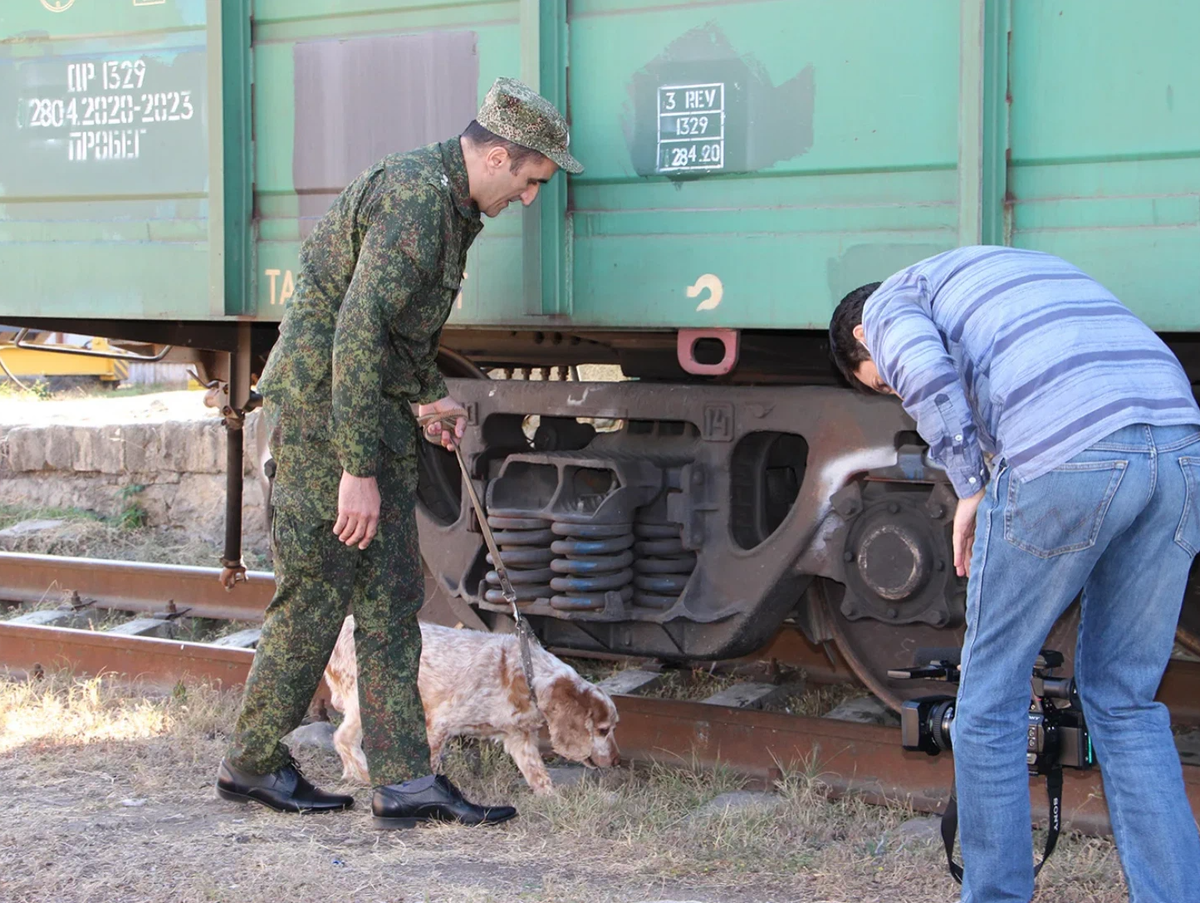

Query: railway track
left=3, top=550, right=1199, bottom=837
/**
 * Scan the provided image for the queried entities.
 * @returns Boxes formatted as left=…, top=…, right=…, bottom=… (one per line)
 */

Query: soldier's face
left=480, top=153, right=559, bottom=217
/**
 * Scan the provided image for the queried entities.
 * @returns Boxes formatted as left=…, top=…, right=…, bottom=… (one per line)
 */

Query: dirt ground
left=0, top=672, right=1131, bottom=903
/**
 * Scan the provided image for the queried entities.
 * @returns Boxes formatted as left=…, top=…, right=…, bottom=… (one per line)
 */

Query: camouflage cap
left=477, top=77, right=583, bottom=175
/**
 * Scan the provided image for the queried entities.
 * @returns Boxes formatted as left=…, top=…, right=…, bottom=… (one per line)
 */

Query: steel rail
left=3, top=551, right=1200, bottom=723
left=2, top=620, right=1198, bottom=836
left=612, top=694, right=1200, bottom=837
left=0, top=552, right=275, bottom=621
left=1, top=621, right=255, bottom=688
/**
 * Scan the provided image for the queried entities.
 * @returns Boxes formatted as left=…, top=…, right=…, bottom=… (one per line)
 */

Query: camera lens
left=928, top=699, right=955, bottom=751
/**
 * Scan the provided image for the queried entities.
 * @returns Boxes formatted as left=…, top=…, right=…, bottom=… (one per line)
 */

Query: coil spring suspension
left=632, top=520, right=696, bottom=609
left=484, top=516, right=555, bottom=605
left=549, top=521, right=635, bottom=611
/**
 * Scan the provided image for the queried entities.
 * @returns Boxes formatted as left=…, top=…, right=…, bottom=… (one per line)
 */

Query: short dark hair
left=829, top=282, right=882, bottom=389
left=461, top=120, right=546, bottom=173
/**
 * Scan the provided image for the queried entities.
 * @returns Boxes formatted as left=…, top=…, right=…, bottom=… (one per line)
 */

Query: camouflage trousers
left=225, top=502, right=428, bottom=786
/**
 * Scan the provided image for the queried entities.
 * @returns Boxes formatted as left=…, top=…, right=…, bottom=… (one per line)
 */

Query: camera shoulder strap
left=1035, top=765, right=1064, bottom=874
left=940, top=765, right=1063, bottom=885
left=941, top=780, right=965, bottom=884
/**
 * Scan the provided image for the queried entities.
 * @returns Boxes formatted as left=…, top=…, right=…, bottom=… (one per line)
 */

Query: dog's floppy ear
left=590, top=687, right=617, bottom=726
left=541, top=676, right=595, bottom=762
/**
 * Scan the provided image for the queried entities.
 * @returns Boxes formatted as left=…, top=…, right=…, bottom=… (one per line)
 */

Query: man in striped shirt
left=830, top=246, right=1200, bottom=903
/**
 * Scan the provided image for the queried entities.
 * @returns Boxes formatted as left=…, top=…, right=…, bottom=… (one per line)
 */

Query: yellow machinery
left=0, top=333, right=127, bottom=387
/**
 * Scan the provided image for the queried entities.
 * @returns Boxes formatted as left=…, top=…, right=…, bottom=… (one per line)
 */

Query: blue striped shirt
left=862, top=246, right=1200, bottom=498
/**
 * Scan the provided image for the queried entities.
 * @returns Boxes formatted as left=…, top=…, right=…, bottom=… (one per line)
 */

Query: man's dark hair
left=829, top=282, right=882, bottom=389
left=461, top=120, right=545, bottom=173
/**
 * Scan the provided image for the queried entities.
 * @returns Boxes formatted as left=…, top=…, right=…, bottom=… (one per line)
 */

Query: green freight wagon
left=2, top=0, right=1197, bottom=703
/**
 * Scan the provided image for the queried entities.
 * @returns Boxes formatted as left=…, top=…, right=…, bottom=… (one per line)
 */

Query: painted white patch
left=800, top=447, right=900, bottom=559
left=686, top=274, right=724, bottom=311
left=815, top=447, right=898, bottom=500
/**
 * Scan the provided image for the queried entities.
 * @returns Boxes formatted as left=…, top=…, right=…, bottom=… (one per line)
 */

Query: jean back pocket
left=1004, top=460, right=1127, bottom=558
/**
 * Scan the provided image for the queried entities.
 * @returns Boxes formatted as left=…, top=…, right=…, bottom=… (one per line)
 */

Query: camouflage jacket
left=258, top=139, right=483, bottom=488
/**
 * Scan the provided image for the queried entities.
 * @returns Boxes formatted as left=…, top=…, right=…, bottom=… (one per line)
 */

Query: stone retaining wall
left=0, top=411, right=270, bottom=552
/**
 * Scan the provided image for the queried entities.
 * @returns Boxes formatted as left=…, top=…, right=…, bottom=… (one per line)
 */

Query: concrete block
left=896, top=815, right=942, bottom=842
left=74, top=425, right=124, bottom=474
left=693, top=790, right=784, bottom=818
left=284, top=721, right=337, bottom=753
left=10, top=607, right=101, bottom=629
left=212, top=628, right=262, bottom=648
left=122, top=424, right=165, bottom=474
left=824, top=695, right=900, bottom=727
left=545, top=765, right=628, bottom=789
left=4, top=427, right=46, bottom=472
left=701, top=682, right=793, bottom=709
left=43, top=425, right=76, bottom=472
left=105, top=617, right=176, bottom=639
left=0, top=519, right=65, bottom=538
left=545, top=765, right=588, bottom=788
left=596, top=669, right=664, bottom=697
left=165, top=420, right=224, bottom=474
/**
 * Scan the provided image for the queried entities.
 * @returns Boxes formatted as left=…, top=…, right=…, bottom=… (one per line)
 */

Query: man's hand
left=953, top=488, right=986, bottom=579
left=418, top=394, right=466, bottom=450
left=335, top=471, right=381, bottom=550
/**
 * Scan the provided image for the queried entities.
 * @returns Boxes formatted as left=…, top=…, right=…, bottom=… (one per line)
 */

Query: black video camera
left=888, top=648, right=1096, bottom=775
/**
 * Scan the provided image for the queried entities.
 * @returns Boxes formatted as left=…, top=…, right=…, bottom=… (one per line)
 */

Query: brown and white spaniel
left=323, top=617, right=621, bottom=795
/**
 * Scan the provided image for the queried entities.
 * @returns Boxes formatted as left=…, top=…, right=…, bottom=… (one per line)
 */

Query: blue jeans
left=951, top=423, right=1200, bottom=903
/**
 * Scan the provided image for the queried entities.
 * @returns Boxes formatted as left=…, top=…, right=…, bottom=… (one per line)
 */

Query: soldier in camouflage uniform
left=215, top=78, right=583, bottom=828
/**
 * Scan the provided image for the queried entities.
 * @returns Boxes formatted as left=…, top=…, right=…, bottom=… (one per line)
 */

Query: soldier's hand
left=418, top=395, right=467, bottom=450
left=335, top=471, right=381, bottom=550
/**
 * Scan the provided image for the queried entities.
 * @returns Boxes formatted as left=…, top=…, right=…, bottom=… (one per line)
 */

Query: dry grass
left=0, top=671, right=1130, bottom=903
left=777, top=683, right=869, bottom=719
left=641, top=667, right=743, bottom=702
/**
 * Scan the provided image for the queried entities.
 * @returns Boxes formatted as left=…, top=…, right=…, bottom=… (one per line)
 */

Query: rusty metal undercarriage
left=417, top=379, right=960, bottom=661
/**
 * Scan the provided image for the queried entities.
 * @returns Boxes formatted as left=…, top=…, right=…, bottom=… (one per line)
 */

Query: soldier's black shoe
left=216, top=756, right=353, bottom=813
left=371, top=774, right=517, bottom=829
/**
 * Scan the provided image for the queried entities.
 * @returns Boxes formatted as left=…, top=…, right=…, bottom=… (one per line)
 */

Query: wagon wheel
left=815, top=577, right=1082, bottom=712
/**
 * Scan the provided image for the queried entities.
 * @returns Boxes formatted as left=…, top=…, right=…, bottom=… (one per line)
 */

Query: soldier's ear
left=484, top=145, right=509, bottom=175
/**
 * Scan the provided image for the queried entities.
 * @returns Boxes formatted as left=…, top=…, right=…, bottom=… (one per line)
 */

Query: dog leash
left=417, top=410, right=539, bottom=708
